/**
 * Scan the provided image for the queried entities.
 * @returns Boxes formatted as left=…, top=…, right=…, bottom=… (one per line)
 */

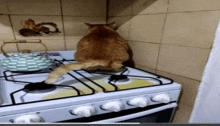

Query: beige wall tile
left=0, top=15, right=14, bottom=40
left=41, top=39, right=65, bottom=51
left=169, top=0, right=220, bottom=12
left=162, top=11, right=220, bottom=48
left=157, top=45, right=210, bottom=81
left=18, top=43, right=45, bottom=52
left=0, top=40, right=18, bottom=53
left=135, top=64, right=156, bottom=73
left=129, top=14, right=166, bottom=43
left=156, top=70, right=200, bottom=107
left=7, top=0, right=61, bottom=15
left=108, top=0, right=133, bottom=17
left=0, top=0, right=9, bottom=14
left=62, top=0, right=106, bottom=17
left=66, top=38, right=81, bottom=50
left=128, top=41, right=159, bottom=69
left=156, top=70, right=200, bottom=123
left=108, top=16, right=131, bottom=40
left=11, top=15, right=64, bottom=40
left=172, top=104, right=193, bottom=123
left=17, top=39, right=65, bottom=52
left=64, top=16, right=106, bottom=39
left=132, top=0, right=168, bottom=15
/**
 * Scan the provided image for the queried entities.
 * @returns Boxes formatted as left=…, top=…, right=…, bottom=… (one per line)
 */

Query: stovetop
left=0, top=51, right=176, bottom=107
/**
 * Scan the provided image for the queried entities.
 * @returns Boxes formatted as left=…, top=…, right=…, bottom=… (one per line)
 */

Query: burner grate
left=56, top=59, right=174, bottom=93
left=3, top=59, right=92, bottom=105
left=1, top=59, right=174, bottom=106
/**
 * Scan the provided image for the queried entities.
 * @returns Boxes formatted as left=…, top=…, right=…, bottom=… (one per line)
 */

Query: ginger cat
left=45, top=22, right=131, bottom=84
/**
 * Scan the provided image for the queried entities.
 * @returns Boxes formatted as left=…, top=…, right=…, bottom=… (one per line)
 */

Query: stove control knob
left=128, top=97, right=148, bottom=108
left=151, top=93, right=171, bottom=103
left=101, top=101, right=123, bottom=112
left=71, top=106, right=96, bottom=118
left=14, top=114, right=42, bottom=123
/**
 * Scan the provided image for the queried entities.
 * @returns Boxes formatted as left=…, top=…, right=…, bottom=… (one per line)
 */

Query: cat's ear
left=85, top=23, right=94, bottom=28
left=107, top=22, right=117, bottom=30
left=106, top=22, right=115, bottom=27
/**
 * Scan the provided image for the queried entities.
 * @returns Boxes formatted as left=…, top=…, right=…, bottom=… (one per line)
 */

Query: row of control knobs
left=71, top=93, right=171, bottom=117
left=14, top=93, right=171, bottom=123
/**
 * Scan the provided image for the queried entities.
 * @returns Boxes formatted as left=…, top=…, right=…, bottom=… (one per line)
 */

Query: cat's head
left=85, top=22, right=116, bottom=32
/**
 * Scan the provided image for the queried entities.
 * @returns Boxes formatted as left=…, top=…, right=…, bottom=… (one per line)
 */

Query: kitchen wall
left=108, top=0, right=220, bottom=123
left=0, top=0, right=218, bottom=123
left=0, top=0, right=106, bottom=53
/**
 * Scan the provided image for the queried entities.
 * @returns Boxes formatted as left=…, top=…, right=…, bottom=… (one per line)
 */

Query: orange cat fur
left=45, top=22, right=130, bottom=84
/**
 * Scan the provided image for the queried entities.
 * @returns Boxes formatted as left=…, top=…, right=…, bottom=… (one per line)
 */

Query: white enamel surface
left=128, top=97, right=148, bottom=108
left=0, top=51, right=182, bottom=123
left=14, top=114, right=41, bottom=123
left=152, top=93, right=171, bottom=103
left=72, top=106, right=96, bottom=118
left=101, top=101, right=124, bottom=112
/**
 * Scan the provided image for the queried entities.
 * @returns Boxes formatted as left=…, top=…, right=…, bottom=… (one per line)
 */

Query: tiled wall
left=0, top=0, right=218, bottom=123
left=108, top=0, right=220, bottom=123
left=0, top=0, right=106, bottom=53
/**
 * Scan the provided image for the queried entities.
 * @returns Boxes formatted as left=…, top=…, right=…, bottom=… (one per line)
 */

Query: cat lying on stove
left=45, top=22, right=132, bottom=84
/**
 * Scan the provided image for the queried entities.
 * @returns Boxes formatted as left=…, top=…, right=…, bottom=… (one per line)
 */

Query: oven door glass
left=120, top=108, right=175, bottom=123
left=60, top=103, right=177, bottom=123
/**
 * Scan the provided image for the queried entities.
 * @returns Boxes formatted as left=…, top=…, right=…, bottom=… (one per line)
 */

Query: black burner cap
left=109, top=75, right=128, bottom=81
left=24, top=82, right=57, bottom=93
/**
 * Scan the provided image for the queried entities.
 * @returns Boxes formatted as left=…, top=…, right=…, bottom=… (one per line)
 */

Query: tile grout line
left=155, top=0, right=170, bottom=71
left=4, top=8, right=218, bottom=18
left=108, top=13, right=167, bottom=17
left=128, top=40, right=211, bottom=49
left=168, top=9, right=220, bottom=14
left=8, top=14, right=19, bottom=53
left=106, top=0, right=109, bottom=24
left=1, top=6, right=220, bottom=18
left=135, top=63, right=202, bottom=82
left=135, top=64, right=156, bottom=73
left=160, top=43, right=211, bottom=50
left=108, top=8, right=220, bottom=18
left=155, top=69, right=202, bottom=82
left=128, top=0, right=133, bottom=42
left=60, top=0, right=67, bottom=51
left=0, top=13, right=107, bottom=17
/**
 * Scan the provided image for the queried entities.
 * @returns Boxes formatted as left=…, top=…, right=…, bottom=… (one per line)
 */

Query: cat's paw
left=44, top=73, right=60, bottom=84
left=44, top=77, right=58, bottom=84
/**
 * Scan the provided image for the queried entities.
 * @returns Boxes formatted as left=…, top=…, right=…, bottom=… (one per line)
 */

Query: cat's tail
left=44, top=60, right=110, bottom=84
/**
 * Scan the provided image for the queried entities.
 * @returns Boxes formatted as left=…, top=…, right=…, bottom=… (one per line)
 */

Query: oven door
left=61, top=103, right=177, bottom=123
left=92, top=103, right=177, bottom=123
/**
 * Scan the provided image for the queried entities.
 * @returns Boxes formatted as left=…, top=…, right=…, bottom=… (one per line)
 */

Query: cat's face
left=85, top=22, right=116, bottom=32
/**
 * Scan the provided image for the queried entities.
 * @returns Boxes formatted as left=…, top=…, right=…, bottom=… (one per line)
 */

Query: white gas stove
left=0, top=51, right=181, bottom=123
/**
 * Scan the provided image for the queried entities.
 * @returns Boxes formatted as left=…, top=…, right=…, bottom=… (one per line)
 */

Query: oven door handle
left=89, top=103, right=177, bottom=123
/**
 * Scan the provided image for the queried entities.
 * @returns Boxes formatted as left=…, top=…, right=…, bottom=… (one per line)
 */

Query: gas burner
left=23, top=82, right=57, bottom=94
left=109, top=75, right=129, bottom=83
left=9, top=70, right=42, bottom=73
